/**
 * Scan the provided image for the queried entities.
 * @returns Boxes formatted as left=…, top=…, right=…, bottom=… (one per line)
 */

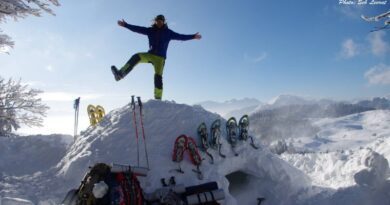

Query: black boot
left=111, top=65, right=123, bottom=81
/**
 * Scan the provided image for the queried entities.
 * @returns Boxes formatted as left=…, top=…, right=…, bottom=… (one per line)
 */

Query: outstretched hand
left=118, top=19, right=127, bottom=27
left=194, top=32, right=202, bottom=40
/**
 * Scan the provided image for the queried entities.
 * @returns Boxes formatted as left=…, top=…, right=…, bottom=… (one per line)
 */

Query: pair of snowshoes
left=198, top=120, right=226, bottom=162
left=172, top=135, right=203, bottom=180
left=87, top=105, right=105, bottom=126
left=226, top=115, right=259, bottom=155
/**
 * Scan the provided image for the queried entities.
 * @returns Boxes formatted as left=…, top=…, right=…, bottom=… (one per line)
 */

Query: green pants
left=119, top=52, right=165, bottom=100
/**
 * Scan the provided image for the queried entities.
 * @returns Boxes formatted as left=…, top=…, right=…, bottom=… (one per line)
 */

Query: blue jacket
left=124, top=23, right=195, bottom=59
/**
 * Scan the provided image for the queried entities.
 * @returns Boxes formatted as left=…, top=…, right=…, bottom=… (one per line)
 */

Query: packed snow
left=0, top=100, right=389, bottom=205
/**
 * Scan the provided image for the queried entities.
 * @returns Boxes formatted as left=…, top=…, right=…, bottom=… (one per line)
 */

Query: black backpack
left=62, top=163, right=144, bottom=205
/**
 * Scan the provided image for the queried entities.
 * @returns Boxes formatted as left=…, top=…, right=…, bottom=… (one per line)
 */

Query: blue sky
left=1, top=0, right=389, bottom=134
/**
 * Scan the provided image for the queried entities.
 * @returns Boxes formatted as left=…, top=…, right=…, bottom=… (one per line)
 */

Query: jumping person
left=111, top=15, right=202, bottom=100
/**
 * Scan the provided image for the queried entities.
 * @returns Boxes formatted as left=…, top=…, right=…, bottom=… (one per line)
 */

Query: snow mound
left=55, top=100, right=310, bottom=205
left=354, top=150, right=389, bottom=188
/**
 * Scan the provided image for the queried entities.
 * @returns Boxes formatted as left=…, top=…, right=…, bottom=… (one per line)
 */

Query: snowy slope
left=0, top=134, right=72, bottom=176
left=287, top=110, right=390, bottom=152
left=279, top=110, right=390, bottom=205
left=0, top=100, right=310, bottom=205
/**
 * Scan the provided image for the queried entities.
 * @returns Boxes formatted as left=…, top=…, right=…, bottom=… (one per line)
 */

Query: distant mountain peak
left=268, top=94, right=311, bottom=106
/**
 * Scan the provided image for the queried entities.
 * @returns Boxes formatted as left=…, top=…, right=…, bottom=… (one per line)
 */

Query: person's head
left=154, top=14, right=166, bottom=28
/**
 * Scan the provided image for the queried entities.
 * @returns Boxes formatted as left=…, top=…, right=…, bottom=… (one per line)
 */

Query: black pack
left=62, top=163, right=144, bottom=205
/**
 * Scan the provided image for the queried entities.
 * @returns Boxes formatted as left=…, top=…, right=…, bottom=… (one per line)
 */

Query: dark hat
left=155, top=14, right=165, bottom=22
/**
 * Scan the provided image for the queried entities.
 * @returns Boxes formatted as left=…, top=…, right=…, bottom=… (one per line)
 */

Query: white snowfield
left=0, top=101, right=389, bottom=205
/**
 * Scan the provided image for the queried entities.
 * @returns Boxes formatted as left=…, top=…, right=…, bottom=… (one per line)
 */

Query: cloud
left=40, top=92, right=103, bottom=102
left=45, top=65, right=54, bottom=72
left=244, top=52, right=268, bottom=63
left=340, top=38, right=359, bottom=58
left=22, top=81, right=47, bottom=87
left=365, top=64, right=390, bottom=85
left=338, top=32, right=389, bottom=59
left=367, top=31, right=389, bottom=56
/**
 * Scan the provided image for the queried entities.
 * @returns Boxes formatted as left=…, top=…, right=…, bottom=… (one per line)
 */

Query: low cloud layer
left=365, top=64, right=390, bottom=85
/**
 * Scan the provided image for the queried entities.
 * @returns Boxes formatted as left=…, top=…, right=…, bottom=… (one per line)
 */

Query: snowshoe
left=186, top=136, right=203, bottom=180
left=238, top=115, right=259, bottom=149
left=197, top=122, right=214, bottom=164
left=238, top=115, right=249, bottom=141
left=226, top=117, right=239, bottom=156
left=210, top=119, right=226, bottom=158
left=95, top=105, right=105, bottom=123
left=111, top=65, right=123, bottom=81
left=171, top=135, right=188, bottom=173
left=87, top=105, right=98, bottom=126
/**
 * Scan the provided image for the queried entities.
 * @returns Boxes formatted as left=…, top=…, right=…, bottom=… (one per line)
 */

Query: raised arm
left=170, top=30, right=202, bottom=41
left=118, top=19, right=150, bottom=35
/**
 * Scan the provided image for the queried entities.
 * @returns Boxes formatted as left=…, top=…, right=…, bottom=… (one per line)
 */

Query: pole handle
left=137, top=96, right=142, bottom=108
left=131, top=95, right=135, bottom=110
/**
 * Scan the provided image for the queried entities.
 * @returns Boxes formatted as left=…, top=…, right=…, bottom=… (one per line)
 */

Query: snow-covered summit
left=196, top=98, right=263, bottom=118
left=268, top=94, right=313, bottom=106
left=56, top=100, right=310, bottom=205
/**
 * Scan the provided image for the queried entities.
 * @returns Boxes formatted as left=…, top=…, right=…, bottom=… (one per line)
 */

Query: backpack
left=63, top=163, right=144, bottom=205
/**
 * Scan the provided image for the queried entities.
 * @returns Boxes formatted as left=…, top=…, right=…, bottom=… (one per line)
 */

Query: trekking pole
left=131, top=95, right=140, bottom=167
left=137, top=96, right=150, bottom=169
left=73, top=97, right=80, bottom=141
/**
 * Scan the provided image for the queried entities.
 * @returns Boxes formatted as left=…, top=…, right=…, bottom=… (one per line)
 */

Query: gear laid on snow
left=87, top=105, right=98, bottom=126
left=226, top=117, right=239, bottom=156
left=145, top=181, right=224, bottom=205
left=238, top=115, right=249, bottom=141
left=187, top=136, right=203, bottom=180
left=87, top=105, right=106, bottom=126
left=137, top=96, right=150, bottom=169
left=238, top=115, right=259, bottom=149
left=62, top=163, right=146, bottom=205
left=197, top=122, right=214, bottom=164
left=171, top=134, right=188, bottom=173
left=74, top=97, right=80, bottom=139
left=95, top=106, right=105, bottom=122
left=161, top=176, right=176, bottom=187
left=210, top=119, right=226, bottom=158
left=131, top=96, right=141, bottom=167
left=62, top=162, right=224, bottom=205
left=130, top=96, right=150, bottom=169
left=171, top=135, right=203, bottom=180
